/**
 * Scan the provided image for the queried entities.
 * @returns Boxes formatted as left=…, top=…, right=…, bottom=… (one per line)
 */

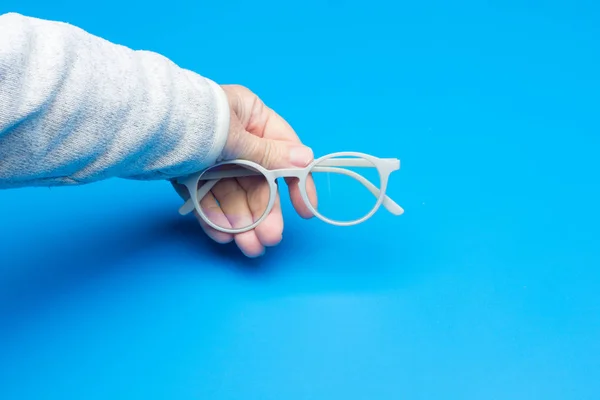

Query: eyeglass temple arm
left=178, top=158, right=403, bottom=216
left=179, top=179, right=220, bottom=215
left=315, top=158, right=399, bottom=168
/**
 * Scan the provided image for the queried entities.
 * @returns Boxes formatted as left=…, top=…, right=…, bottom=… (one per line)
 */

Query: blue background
left=1, top=1, right=599, bottom=399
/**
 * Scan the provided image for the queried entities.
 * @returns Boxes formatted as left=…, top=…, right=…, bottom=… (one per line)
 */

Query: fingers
left=172, top=180, right=235, bottom=244
left=196, top=191, right=234, bottom=244
left=177, top=85, right=319, bottom=256
left=305, top=173, right=318, bottom=211
left=179, top=175, right=279, bottom=257
left=255, top=191, right=283, bottom=246
left=284, top=172, right=318, bottom=219
left=223, top=84, right=301, bottom=143
left=261, top=105, right=302, bottom=143
left=229, top=129, right=313, bottom=170
left=230, top=129, right=315, bottom=220
left=223, top=88, right=316, bottom=222
left=284, top=178, right=311, bottom=219
left=260, top=106, right=317, bottom=219
left=209, top=178, right=264, bottom=258
left=196, top=215, right=233, bottom=244
left=238, top=177, right=283, bottom=247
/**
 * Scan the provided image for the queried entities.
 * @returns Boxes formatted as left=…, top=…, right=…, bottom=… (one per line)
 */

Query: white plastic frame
left=176, top=151, right=403, bottom=234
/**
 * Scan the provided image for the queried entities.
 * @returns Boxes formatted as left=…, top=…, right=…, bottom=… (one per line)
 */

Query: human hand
left=173, top=84, right=317, bottom=257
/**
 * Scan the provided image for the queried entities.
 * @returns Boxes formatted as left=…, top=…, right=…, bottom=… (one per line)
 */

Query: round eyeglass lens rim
left=302, top=153, right=386, bottom=227
left=193, top=160, right=276, bottom=234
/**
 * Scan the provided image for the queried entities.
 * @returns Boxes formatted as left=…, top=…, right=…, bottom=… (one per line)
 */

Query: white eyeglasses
left=175, top=151, right=403, bottom=234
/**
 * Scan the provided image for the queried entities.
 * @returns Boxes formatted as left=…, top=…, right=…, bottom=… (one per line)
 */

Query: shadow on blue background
left=1, top=1, right=599, bottom=399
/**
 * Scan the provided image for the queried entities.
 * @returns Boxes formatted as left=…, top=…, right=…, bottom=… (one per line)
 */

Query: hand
left=173, top=84, right=317, bottom=257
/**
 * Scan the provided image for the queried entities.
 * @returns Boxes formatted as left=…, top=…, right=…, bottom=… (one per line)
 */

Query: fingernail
left=290, top=146, right=314, bottom=167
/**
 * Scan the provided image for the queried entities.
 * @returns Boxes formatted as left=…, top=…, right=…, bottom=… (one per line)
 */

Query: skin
left=173, top=85, right=318, bottom=257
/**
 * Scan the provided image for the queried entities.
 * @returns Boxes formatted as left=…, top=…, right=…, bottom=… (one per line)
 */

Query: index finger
left=261, top=107, right=317, bottom=218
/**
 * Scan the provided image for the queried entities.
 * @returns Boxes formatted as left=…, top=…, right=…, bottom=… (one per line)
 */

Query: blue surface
left=1, top=1, right=600, bottom=399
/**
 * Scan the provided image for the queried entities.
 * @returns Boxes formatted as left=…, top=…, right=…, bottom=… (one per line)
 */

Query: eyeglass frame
left=175, top=151, right=403, bottom=234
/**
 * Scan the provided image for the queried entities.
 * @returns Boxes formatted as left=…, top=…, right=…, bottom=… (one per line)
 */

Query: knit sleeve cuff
left=203, top=78, right=230, bottom=166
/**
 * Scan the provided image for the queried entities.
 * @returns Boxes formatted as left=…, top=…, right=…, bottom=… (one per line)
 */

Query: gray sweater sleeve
left=0, top=12, right=230, bottom=189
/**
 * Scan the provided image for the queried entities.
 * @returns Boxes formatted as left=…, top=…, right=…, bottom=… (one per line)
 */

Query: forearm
left=0, top=12, right=229, bottom=189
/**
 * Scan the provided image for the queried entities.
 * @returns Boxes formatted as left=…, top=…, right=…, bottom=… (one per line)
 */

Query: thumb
left=226, top=127, right=314, bottom=170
